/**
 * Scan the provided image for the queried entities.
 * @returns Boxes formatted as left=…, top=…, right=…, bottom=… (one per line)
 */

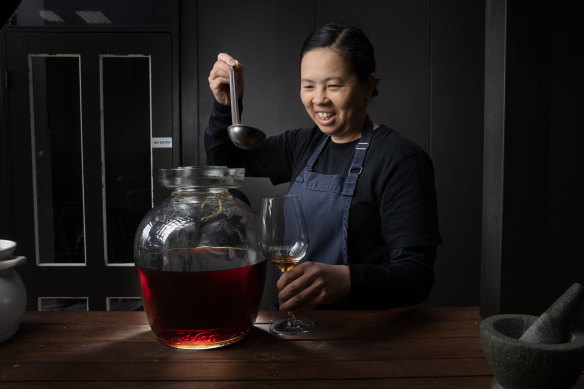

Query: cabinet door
left=6, top=32, right=174, bottom=310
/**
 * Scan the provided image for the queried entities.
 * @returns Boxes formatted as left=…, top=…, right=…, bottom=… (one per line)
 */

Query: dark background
left=1, top=0, right=582, bottom=321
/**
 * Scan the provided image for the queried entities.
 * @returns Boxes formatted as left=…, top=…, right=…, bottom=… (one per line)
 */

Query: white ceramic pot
left=0, top=240, right=27, bottom=343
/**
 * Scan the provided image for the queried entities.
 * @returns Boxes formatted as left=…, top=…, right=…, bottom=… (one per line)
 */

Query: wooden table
left=0, top=307, right=582, bottom=388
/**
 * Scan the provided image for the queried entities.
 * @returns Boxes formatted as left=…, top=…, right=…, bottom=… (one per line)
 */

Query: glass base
left=270, top=318, right=314, bottom=336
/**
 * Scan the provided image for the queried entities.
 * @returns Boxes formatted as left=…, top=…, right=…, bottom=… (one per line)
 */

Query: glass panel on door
left=101, top=56, right=152, bottom=265
left=30, top=55, right=85, bottom=265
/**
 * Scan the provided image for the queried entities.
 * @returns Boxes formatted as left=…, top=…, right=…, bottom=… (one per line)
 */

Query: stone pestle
left=519, top=282, right=584, bottom=344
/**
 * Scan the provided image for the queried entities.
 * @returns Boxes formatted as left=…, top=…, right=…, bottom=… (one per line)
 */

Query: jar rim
left=159, top=166, right=245, bottom=189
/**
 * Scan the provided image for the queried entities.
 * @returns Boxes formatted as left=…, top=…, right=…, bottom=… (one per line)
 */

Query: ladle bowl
left=228, top=66, right=266, bottom=150
left=228, top=125, right=266, bottom=150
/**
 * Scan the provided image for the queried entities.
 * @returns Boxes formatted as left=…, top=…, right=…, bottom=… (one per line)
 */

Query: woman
left=205, top=23, right=441, bottom=312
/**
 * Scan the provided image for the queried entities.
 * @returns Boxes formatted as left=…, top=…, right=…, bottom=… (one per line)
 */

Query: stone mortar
left=481, top=314, right=584, bottom=389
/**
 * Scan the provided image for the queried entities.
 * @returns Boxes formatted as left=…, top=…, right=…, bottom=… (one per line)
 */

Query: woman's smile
left=316, top=111, right=336, bottom=124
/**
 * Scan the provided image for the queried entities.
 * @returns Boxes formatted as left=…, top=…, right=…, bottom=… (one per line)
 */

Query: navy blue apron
left=288, top=117, right=373, bottom=265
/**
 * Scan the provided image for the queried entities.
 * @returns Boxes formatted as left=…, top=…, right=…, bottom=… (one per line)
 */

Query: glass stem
left=287, top=313, right=298, bottom=328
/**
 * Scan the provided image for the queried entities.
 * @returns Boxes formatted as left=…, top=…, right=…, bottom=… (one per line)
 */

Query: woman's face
left=300, top=47, right=375, bottom=143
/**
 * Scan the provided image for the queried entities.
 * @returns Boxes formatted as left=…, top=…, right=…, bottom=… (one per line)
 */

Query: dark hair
left=300, top=22, right=378, bottom=96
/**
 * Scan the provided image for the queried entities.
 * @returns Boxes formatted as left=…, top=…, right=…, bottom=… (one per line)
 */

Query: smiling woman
left=205, top=22, right=441, bottom=314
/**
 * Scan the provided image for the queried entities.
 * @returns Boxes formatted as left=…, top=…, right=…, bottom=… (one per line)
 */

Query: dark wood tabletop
left=0, top=307, right=582, bottom=388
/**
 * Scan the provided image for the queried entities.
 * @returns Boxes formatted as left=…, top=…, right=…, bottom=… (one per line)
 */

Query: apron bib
left=288, top=117, right=373, bottom=265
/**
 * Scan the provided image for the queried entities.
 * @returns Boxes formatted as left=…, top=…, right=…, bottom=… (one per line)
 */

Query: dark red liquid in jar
left=137, top=247, right=266, bottom=349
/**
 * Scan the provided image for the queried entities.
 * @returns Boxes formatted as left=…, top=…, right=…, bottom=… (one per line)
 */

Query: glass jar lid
left=158, top=166, right=244, bottom=189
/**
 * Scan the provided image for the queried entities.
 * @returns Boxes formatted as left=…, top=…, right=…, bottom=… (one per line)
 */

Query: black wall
left=481, top=0, right=584, bottom=324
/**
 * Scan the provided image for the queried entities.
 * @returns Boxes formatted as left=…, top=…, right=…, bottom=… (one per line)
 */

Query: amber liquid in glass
left=268, top=255, right=302, bottom=273
left=137, top=247, right=266, bottom=349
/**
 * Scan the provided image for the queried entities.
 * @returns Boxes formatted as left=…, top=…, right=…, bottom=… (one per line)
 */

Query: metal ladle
left=227, top=66, right=266, bottom=150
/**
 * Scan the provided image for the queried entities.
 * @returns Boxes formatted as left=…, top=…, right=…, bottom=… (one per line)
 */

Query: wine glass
left=260, top=195, right=314, bottom=335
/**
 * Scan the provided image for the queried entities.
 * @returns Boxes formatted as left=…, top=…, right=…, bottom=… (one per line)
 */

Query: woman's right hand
left=208, top=53, right=244, bottom=106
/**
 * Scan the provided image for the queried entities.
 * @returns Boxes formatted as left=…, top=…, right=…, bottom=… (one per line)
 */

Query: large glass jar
left=134, top=166, right=266, bottom=349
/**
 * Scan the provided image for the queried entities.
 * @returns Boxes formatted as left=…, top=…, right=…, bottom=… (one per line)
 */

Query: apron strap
left=305, top=135, right=329, bottom=170
left=294, top=133, right=328, bottom=184
left=342, top=117, right=373, bottom=196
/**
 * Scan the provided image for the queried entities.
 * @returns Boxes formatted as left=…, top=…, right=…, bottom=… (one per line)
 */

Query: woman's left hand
left=277, top=262, right=351, bottom=312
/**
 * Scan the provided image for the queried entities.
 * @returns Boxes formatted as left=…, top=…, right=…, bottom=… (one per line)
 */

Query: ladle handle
left=229, top=67, right=241, bottom=125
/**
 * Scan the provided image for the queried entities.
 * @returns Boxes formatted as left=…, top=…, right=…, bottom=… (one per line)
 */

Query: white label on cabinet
left=152, top=137, right=172, bottom=148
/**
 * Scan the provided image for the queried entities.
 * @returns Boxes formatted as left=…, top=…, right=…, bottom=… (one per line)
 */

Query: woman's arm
left=276, top=246, right=435, bottom=312
left=347, top=149, right=441, bottom=309
left=347, top=246, right=437, bottom=309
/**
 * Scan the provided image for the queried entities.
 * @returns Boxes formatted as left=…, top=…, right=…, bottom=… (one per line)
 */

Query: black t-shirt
left=205, top=100, right=441, bottom=309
